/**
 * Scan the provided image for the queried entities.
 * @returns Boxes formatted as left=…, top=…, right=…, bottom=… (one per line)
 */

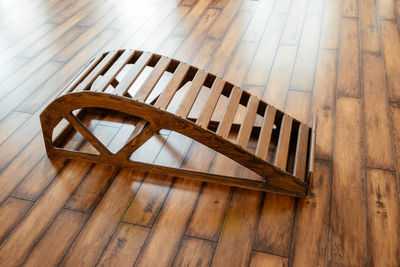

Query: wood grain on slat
left=134, top=56, right=171, bottom=102
left=154, top=62, right=191, bottom=109
left=196, top=78, right=225, bottom=128
left=74, top=51, right=118, bottom=92
left=256, top=105, right=276, bottom=160
left=293, top=124, right=309, bottom=180
left=216, top=87, right=242, bottom=138
left=176, top=70, right=207, bottom=117
left=93, top=49, right=135, bottom=92
left=237, top=95, right=259, bottom=148
left=274, top=115, right=293, bottom=170
left=62, top=56, right=104, bottom=95
left=113, top=52, right=153, bottom=96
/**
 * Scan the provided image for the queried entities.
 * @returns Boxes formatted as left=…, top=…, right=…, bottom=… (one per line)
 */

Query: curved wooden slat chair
left=40, top=49, right=316, bottom=197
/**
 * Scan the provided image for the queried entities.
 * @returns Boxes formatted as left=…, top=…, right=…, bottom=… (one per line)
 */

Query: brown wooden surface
left=0, top=0, right=399, bottom=266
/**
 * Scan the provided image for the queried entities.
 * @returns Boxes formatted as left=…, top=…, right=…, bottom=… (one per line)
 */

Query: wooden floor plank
left=280, top=0, right=308, bottom=46
left=122, top=132, right=193, bottom=227
left=360, top=0, right=380, bottom=53
left=172, top=236, right=215, bottom=267
left=132, top=142, right=214, bottom=266
left=310, top=49, right=337, bottom=160
left=245, top=13, right=287, bottom=86
left=0, top=134, right=45, bottom=204
left=22, top=209, right=88, bottom=267
left=362, top=52, right=395, bottom=170
left=97, top=223, right=150, bottom=266
left=291, top=160, right=331, bottom=266
left=175, top=8, right=221, bottom=64
left=211, top=189, right=262, bottom=267
left=134, top=178, right=203, bottom=267
left=380, top=20, right=400, bottom=103
left=249, top=251, right=288, bottom=267
left=59, top=169, right=146, bottom=266
left=366, top=168, right=400, bottom=266
left=0, top=111, right=31, bottom=145
left=337, top=18, right=360, bottom=98
left=0, top=126, right=116, bottom=266
left=289, top=15, right=322, bottom=91
left=254, top=194, right=295, bottom=257
left=208, top=10, right=252, bottom=76
left=319, top=0, right=341, bottom=49
left=329, top=97, right=367, bottom=266
left=173, top=0, right=210, bottom=37
left=0, top=197, right=32, bottom=242
left=242, top=0, right=276, bottom=42
left=263, top=45, right=297, bottom=110
left=342, top=0, right=358, bottom=17
left=208, top=0, right=243, bottom=39
left=389, top=104, right=400, bottom=188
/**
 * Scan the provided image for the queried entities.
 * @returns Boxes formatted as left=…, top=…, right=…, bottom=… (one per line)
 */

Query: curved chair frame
left=40, top=49, right=316, bottom=197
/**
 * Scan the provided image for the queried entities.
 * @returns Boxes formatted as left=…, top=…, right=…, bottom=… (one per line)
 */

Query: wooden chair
left=40, top=49, right=316, bottom=197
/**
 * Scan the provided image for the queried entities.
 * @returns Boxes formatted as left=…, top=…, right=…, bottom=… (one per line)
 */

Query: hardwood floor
left=0, top=0, right=399, bottom=266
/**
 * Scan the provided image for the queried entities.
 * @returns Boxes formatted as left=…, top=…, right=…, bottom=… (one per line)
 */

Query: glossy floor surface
left=0, top=0, right=399, bottom=266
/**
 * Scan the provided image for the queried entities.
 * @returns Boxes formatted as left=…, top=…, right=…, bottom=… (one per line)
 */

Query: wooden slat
left=134, top=56, right=171, bottom=102
left=74, top=51, right=119, bottom=92
left=154, top=62, right=191, bottom=110
left=274, top=115, right=293, bottom=170
left=237, top=95, right=259, bottom=148
left=216, top=87, right=242, bottom=138
left=293, top=124, right=309, bottom=180
left=112, top=52, right=153, bottom=96
left=256, top=105, right=276, bottom=160
left=62, top=54, right=103, bottom=95
left=92, top=49, right=135, bottom=92
left=175, top=70, right=208, bottom=117
left=196, top=78, right=225, bottom=128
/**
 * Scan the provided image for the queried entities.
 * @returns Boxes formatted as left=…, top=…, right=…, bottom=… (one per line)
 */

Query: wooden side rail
left=40, top=49, right=316, bottom=197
